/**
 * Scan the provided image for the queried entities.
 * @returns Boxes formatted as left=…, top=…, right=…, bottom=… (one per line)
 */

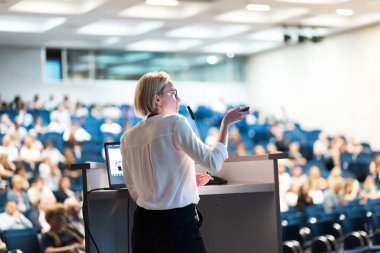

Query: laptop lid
left=104, top=141, right=126, bottom=189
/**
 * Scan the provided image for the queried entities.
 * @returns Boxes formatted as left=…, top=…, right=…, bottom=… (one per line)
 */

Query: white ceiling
left=0, top=0, right=379, bottom=55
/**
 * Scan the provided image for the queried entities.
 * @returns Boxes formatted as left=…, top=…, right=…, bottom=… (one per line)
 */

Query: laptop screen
left=104, top=142, right=126, bottom=189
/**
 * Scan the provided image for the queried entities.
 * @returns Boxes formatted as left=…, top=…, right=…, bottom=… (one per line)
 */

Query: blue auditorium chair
left=283, top=240, right=303, bottom=253
left=0, top=191, right=7, bottom=212
left=0, top=228, right=41, bottom=253
left=34, top=109, right=51, bottom=125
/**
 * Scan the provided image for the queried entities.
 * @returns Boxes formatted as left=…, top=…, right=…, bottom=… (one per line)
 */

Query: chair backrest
left=0, top=228, right=41, bottom=253
left=344, top=231, right=367, bottom=250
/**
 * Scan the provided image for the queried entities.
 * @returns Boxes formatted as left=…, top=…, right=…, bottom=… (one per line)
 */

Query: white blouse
left=120, top=114, right=228, bottom=210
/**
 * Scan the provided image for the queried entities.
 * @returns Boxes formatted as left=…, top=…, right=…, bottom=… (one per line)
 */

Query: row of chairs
left=282, top=200, right=380, bottom=252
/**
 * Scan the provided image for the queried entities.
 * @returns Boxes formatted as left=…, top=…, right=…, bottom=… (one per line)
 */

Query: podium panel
left=77, top=153, right=286, bottom=253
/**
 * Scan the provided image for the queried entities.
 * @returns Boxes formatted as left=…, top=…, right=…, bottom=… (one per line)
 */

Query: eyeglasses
left=159, top=89, right=178, bottom=98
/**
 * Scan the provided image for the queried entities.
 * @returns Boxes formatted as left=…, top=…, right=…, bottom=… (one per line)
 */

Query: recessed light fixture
left=336, top=8, right=354, bottom=16
left=246, top=4, right=271, bottom=12
left=145, top=0, right=179, bottom=6
left=226, top=51, right=235, bottom=58
left=207, top=55, right=218, bottom=64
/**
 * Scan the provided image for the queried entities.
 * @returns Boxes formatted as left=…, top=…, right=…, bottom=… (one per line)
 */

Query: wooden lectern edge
left=71, top=152, right=288, bottom=170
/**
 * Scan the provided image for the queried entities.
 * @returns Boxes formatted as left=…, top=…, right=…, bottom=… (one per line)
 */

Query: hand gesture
left=222, top=107, right=250, bottom=126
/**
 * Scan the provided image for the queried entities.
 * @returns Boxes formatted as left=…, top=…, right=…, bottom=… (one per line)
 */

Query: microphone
left=186, top=105, right=227, bottom=186
left=186, top=106, right=203, bottom=140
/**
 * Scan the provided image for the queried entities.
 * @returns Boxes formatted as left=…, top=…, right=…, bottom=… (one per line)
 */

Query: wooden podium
left=77, top=153, right=286, bottom=253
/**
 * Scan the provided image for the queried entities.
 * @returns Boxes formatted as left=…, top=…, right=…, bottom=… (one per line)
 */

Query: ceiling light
left=336, top=9, right=354, bottom=16
left=9, top=0, right=105, bottom=15
left=145, top=0, right=179, bottom=6
left=103, top=37, right=121, bottom=45
left=167, top=24, right=250, bottom=39
left=275, top=0, right=348, bottom=4
left=207, top=56, right=218, bottom=64
left=120, top=2, right=208, bottom=20
left=246, top=4, right=271, bottom=12
left=127, top=39, right=202, bottom=52
left=226, top=51, right=235, bottom=58
left=203, top=41, right=281, bottom=55
left=77, top=20, right=163, bottom=36
left=0, top=16, right=65, bottom=33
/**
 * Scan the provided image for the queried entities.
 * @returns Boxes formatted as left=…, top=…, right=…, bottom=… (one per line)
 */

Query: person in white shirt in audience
left=290, top=166, right=308, bottom=191
left=29, top=129, right=44, bottom=152
left=44, top=94, right=59, bottom=111
left=39, top=157, right=62, bottom=191
left=343, top=178, right=362, bottom=202
left=33, top=116, right=48, bottom=135
left=20, top=136, right=42, bottom=171
left=0, top=135, right=19, bottom=162
left=27, top=176, right=57, bottom=207
left=308, top=180, right=325, bottom=205
left=327, top=166, right=345, bottom=188
left=120, top=71, right=249, bottom=253
left=278, top=164, right=291, bottom=212
left=0, top=154, right=16, bottom=178
left=313, top=132, right=330, bottom=160
left=42, top=140, right=65, bottom=165
left=47, top=114, right=66, bottom=134
left=28, top=94, right=43, bottom=110
left=103, top=103, right=122, bottom=119
left=0, top=200, right=33, bottom=231
left=63, top=122, right=91, bottom=144
left=0, top=114, right=15, bottom=135
left=309, top=165, right=328, bottom=190
left=205, top=127, right=219, bottom=147
left=73, top=101, right=89, bottom=118
left=50, top=104, right=71, bottom=129
left=14, top=107, right=34, bottom=128
left=100, top=117, right=122, bottom=136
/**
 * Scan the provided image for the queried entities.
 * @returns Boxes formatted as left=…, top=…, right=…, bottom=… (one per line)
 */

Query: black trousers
left=132, top=204, right=207, bottom=253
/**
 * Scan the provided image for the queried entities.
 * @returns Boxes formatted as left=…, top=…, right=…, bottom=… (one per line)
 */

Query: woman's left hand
left=196, top=173, right=211, bottom=187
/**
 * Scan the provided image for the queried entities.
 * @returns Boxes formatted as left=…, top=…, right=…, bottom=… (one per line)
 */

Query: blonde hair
left=134, top=71, right=171, bottom=116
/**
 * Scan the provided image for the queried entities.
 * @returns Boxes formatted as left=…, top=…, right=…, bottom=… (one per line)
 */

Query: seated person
left=0, top=200, right=33, bottom=231
left=42, top=205, right=84, bottom=253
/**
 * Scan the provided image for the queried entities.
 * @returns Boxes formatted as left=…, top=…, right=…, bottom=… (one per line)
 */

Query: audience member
left=54, top=176, right=76, bottom=203
left=363, top=176, right=380, bottom=200
left=27, top=177, right=57, bottom=207
left=39, top=157, right=61, bottom=191
left=42, top=141, right=65, bottom=165
left=324, top=180, right=344, bottom=214
left=205, top=127, right=219, bottom=147
left=327, top=166, right=345, bottom=188
left=370, top=153, right=380, bottom=184
left=6, top=175, right=31, bottom=212
left=64, top=198, right=84, bottom=236
left=296, top=183, right=313, bottom=212
left=0, top=135, right=19, bottom=161
left=41, top=205, right=85, bottom=253
left=309, top=165, right=328, bottom=190
left=100, top=117, right=122, bottom=136
left=28, top=94, right=43, bottom=110
left=290, top=166, right=308, bottom=191
left=0, top=200, right=33, bottom=231
left=0, top=154, right=16, bottom=178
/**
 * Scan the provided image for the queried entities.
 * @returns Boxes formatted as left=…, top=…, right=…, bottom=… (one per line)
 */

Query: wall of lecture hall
left=247, top=23, right=380, bottom=150
left=0, top=46, right=248, bottom=110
